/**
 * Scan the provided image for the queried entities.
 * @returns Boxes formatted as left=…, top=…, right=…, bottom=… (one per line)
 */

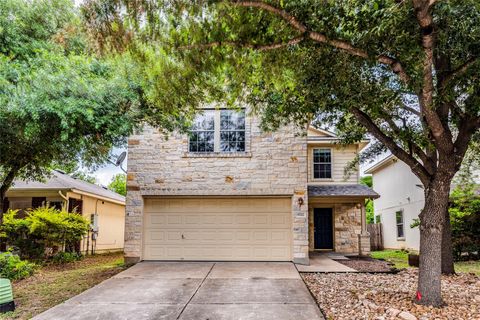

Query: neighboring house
left=4, top=170, right=125, bottom=253
left=365, top=155, right=480, bottom=251
left=125, top=107, right=378, bottom=265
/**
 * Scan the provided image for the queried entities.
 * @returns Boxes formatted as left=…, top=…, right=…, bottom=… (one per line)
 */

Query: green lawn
left=0, top=253, right=126, bottom=320
left=371, top=250, right=480, bottom=275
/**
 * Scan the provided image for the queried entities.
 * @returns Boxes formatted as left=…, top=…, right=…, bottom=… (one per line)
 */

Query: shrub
left=450, top=185, right=480, bottom=261
left=0, top=251, right=37, bottom=280
left=51, top=251, right=83, bottom=264
left=0, top=207, right=89, bottom=259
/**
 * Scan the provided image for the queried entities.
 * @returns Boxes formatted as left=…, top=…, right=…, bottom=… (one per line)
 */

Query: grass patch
left=371, top=250, right=480, bottom=275
left=0, top=252, right=126, bottom=320
left=455, top=260, right=480, bottom=275
left=371, top=250, right=411, bottom=269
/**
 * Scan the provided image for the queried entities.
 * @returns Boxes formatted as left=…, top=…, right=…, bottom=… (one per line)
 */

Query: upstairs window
left=220, top=110, right=245, bottom=152
left=189, top=109, right=245, bottom=153
left=396, top=210, right=405, bottom=239
left=189, top=110, right=215, bottom=152
left=313, top=148, right=332, bottom=179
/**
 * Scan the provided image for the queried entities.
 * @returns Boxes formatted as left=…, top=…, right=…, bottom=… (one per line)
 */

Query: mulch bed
left=337, top=256, right=396, bottom=273
left=302, top=269, right=480, bottom=320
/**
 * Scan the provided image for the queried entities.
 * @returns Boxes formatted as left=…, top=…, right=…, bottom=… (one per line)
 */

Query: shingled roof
left=10, top=170, right=125, bottom=204
left=308, top=184, right=379, bottom=199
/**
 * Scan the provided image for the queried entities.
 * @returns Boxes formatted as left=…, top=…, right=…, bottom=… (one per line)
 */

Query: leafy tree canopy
left=0, top=0, right=193, bottom=209
left=83, top=0, right=480, bottom=184
left=82, top=0, right=480, bottom=306
left=107, top=173, right=126, bottom=196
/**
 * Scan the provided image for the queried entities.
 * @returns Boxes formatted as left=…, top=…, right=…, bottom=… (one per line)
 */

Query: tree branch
left=399, top=104, right=421, bottom=116
left=382, top=115, right=435, bottom=174
left=179, top=36, right=305, bottom=51
left=413, top=0, right=454, bottom=153
left=443, top=56, right=478, bottom=85
left=453, top=116, right=479, bottom=170
left=351, top=107, right=431, bottom=185
left=231, top=1, right=411, bottom=84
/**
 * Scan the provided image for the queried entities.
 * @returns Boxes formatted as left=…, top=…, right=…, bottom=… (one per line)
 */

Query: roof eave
left=364, top=155, right=397, bottom=174
left=71, top=189, right=125, bottom=206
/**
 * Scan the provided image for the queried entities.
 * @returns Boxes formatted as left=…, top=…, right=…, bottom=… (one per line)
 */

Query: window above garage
left=188, top=109, right=247, bottom=155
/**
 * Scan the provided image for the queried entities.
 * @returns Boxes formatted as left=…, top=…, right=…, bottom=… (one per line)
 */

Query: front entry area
left=143, top=197, right=292, bottom=261
left=314, top=208, right=334, bottom=250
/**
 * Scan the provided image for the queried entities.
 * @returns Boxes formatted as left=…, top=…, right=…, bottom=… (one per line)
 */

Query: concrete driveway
left=34, top=262, right=324, bottom=320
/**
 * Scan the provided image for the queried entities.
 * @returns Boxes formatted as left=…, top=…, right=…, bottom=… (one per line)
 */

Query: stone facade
left=358, top=233, right=371, bottom=256
left=333, top=203, right=363, bottom=253
left=125, top=111, right=310, bottom=264
left=125, top=110, right=370, bottom=265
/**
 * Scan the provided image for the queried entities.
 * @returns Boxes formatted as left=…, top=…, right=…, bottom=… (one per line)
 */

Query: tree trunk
left=0, top=188, right=7, bottom=252
left=441, top=207, right=455, bottom=275
left=417, top=179, right=451, bottom=307
left=0, top=168, right=19, bottom=252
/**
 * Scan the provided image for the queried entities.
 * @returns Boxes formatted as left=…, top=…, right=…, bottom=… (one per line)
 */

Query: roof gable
left=307, top=126, right=337, bottom=137
left=10, top=170, right=125, bottom=204
left=364, top=155, right=397, bottom=174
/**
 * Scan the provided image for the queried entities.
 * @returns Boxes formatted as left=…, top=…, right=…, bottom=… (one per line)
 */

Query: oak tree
left=84, top=0, right=480, bottom=306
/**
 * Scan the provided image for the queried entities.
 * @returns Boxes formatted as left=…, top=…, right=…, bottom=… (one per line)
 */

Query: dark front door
left=314, top=208, right=334, bottom=250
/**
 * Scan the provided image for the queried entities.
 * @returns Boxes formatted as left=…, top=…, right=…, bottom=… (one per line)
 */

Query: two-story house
left=124, top=107, right=378, bottom=265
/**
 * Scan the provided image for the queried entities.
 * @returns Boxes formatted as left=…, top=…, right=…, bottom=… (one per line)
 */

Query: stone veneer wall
left=308, top=202, right=362, bottom=254
left=125, top=111, right=309, bottom=264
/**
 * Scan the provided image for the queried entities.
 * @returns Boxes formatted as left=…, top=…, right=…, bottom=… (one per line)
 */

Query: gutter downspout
left=58, top=190, right=69, bottom=212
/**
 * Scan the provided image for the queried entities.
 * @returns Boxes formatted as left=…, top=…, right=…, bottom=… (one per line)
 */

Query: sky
left=90, top=148, right=127, bottom=186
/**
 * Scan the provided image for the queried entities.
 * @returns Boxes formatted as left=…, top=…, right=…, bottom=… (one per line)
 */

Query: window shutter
left=68, top=199, right=83, bottom=214
left=31, top=197, right=46, bottom=209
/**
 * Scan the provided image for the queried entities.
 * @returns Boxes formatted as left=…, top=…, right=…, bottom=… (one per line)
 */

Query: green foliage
left=360, top=176, right=374, bottom=224
left=449, top=183, right=480, bottom=261
left=51, top=251, right=83, bottom=264
left=0, top=251, right=37, bottom=280
left=1, top=0, right=187, bottom=205
left=108, top=173, right=126, bottom=196
left=0, top=208, right=89, bottom=259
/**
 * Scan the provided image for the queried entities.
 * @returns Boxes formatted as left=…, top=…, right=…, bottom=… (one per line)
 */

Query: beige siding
left=307, top=144, right=359, bottom=184
left=72, top=192, right=125, bottom=252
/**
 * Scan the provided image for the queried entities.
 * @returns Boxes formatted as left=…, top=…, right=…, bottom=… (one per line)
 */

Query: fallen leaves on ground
left=303, top=269, right=480, bottom=320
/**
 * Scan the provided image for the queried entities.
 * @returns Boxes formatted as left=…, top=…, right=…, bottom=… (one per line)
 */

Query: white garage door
left=143, top=197, right=292, bottom=261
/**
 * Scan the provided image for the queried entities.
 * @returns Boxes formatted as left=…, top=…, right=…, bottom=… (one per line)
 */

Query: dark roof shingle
left=308, top=184, right=379, bottom=198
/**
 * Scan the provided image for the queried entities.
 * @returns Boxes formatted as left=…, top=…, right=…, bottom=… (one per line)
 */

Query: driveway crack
left=176, top=263, right=215, bottom=320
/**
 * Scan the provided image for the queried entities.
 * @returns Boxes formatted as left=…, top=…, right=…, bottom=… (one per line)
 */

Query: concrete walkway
left=296, top=254, right=357, bottom=273
left=34, top=262, right=324, bottom=320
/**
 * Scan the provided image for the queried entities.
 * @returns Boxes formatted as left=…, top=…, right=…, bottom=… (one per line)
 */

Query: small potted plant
left=408, top=251, right=420, bottom=267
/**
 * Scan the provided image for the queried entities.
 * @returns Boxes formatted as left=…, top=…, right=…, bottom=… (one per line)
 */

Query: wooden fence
left=367, top=223, right=383, bottom=251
